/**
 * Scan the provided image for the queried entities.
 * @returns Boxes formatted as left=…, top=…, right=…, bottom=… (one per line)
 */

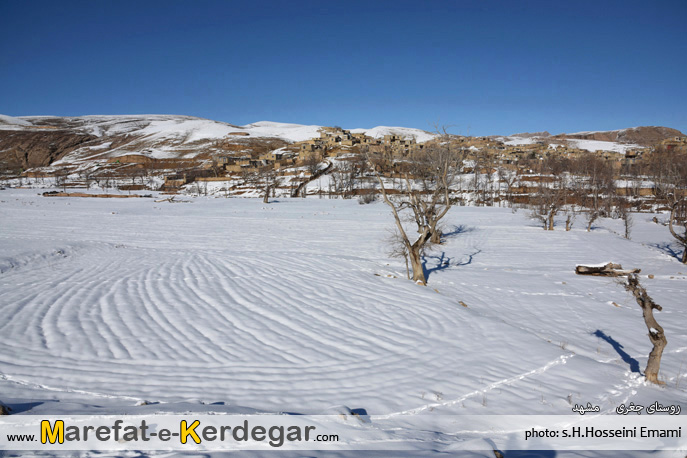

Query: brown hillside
left=0, top=130, right=97, bottom=171
left=554, top=126, right=684, bottom=147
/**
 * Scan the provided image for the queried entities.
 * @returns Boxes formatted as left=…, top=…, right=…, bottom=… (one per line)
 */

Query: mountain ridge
left=0, top=114, right=683, bottom=172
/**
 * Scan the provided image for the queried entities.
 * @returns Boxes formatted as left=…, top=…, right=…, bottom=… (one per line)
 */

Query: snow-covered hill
left=350, top=125, right=436, bottom=143
left=0, top=114, right=33, bottom=128
left=0, top=115, right=442, bottom=169
left=0, top=115, right=331, bottom=166
left=497, top=133, right=643, bottom=154
left=497, top=125, right=684, bottom=153
left=16, top=115, right=324, bottom=143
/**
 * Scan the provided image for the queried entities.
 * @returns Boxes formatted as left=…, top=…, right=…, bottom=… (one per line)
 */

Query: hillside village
left=211, top=128, right=687, bottom=177
left=167, top=126, right=687, bottom=202
left=0, top=115, right=685, bottom=206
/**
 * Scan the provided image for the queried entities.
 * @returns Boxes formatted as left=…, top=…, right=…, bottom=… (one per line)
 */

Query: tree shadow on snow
left=5, top=401, right=43, bottom=414
left=593, top=330, right=641, bottom=374
left=651, top=241, right=684, bottom=262
left=422, top=248, right=483, bottom=281
left=422, top=252, right=451, bottom=281
left=442, top=224, right=475, bottom=239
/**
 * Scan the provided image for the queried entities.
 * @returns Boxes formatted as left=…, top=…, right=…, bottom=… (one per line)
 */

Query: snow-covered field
left=1, top=189, right=686, bottom=456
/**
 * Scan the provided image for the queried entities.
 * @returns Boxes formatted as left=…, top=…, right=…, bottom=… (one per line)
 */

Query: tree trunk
left=408, top=245, right=426, bottom=285
left=263, top=185, right=270, bottom=203
left=668, top=202, right=687, bottom=264
left=429, top=222, right=442, bottom=244
left=586, top=211, right=599, bottom=232
left=625, top=274, right=667, bottom=384
left=547, top=210, right=555, bottom=231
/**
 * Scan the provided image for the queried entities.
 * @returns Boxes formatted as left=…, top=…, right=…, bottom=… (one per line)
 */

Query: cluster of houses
left=217, top=127, right=426, bottom=174
left=296, top=127, right=424, bottom=157
left=661, top=136, right=687, bottom=152
left=183, top=129, right=686, bottom=183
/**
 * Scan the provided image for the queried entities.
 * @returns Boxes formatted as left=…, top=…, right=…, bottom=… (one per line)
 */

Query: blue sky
left=1, top=0, right=685, bottom=136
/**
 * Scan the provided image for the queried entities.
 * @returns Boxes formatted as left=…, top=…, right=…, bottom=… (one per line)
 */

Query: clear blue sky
left=1, top=0, right=685, bottom=136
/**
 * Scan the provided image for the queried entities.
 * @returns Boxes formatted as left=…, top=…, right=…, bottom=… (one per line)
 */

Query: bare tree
left=529, top=157, right=570, bottom=230
left=259, top=166, right=280, bottom=204
left=303, top=153, right=320, bottom=176
left=565, top=206, right=577, bottom=231
left=618, top=199, right=634, bottom=240
left=645, top=146, right=687, bottom=206
left=624, top=274, right=667, bottom=384
left=387, top=230, right=411, bottom=280
left=571, top=155, right=616, bottom=230
left=54, top=167, right=69, bottom=192
left=373, top=140, right=460, bottom=285
left=668, top=200, right=687, bottom=263
left=497, top=166, right=519, bottom=208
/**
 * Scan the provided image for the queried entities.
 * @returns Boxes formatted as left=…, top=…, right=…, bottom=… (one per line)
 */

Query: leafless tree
left=258, top=166, right=280, bottom=204
left=387, top=229, right=410, bottom=280
left=497, top=166, right=519, bottom=208
left=528, top=156, right=572, bottom=230
left=565, top=206, right=577, bottom=231
left=54, top=167, right=69, bottom=192
left=303, top=153, right=320, bottom=176
left=668, top=200, right=687, bottom=263
left=645, top=146, right=687, bottom=205
left=329, top=159, right=357, bottom=199
left=372, top=139, right=461, bottom=285
left=618, top=199, right=634, bottom=240
left=571, top=155, right=616, bottom=229
left=624, top=274, right=667, bottom=384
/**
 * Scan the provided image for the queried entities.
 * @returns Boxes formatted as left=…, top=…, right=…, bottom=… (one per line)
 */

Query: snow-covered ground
left=498, top=135, right=642, bottom=154
left=0, top=114, right=33, bottom=129
left=1, top=189, right=686, bottom=456
left=350, top=126, right=436, bottom=143
left=565, top=138, right=642, bottom=154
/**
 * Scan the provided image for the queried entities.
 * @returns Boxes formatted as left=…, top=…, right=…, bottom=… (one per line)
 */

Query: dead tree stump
left=624, top=274, right=667, bottom=384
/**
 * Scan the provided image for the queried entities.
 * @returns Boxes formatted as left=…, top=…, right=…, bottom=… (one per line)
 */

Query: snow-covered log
left=575, top=262, right=640, bottom=276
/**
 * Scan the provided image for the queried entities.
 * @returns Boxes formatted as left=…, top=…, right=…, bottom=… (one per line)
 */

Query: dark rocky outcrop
left=0, top=130, right=97, bottom=170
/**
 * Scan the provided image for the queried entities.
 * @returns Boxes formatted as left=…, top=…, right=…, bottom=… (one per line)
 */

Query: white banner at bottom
left=0, top=414, right=684, bottom=452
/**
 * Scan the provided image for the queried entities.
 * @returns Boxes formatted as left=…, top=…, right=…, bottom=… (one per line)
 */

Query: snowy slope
left=350, top=126, right=436, bottom=143
left=0, top=114, right=33, bottom=129
left=564, top=138, right=642, bottom=154
left=17, top=115, right=323, bottom=143
left=242, top=121, right=324, bottom=142
left=498, top=134, right=642, bottom=153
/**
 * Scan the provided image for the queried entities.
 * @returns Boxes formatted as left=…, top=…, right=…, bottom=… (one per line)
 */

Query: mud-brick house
left=351, top=132, right=379, bottom=145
